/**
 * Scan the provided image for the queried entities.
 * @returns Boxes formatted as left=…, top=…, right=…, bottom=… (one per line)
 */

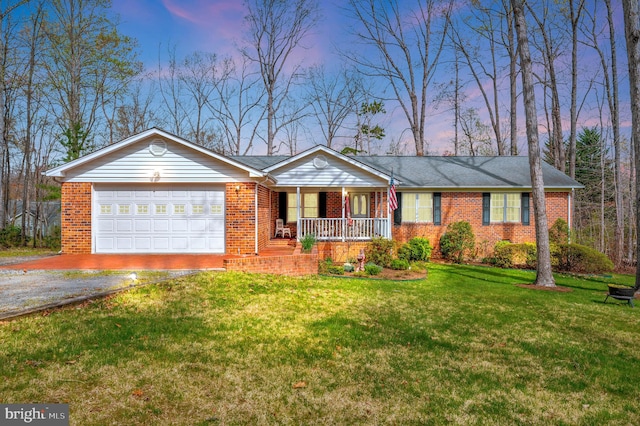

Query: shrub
left=439, top=221, right=475, bottom=263
left=365, top=237, right=396, bottom=268
left=300, top=233, right=316, bottom=252
left=43, top=226, right=61, bottom=251
left=390, top=258, right=410, bottom=270
left=364, top=262, right=383, bottom=275
left=492, top=241, right=537, bottom=269
left=552, top=243, right=614, bottom=274
left=398, top=237, right=432, bottom=262
left=0, top=225, right=22, bottom=248
left=327, top=265, right=344, bottom=275
left=549, top=218, right=570, bottom=245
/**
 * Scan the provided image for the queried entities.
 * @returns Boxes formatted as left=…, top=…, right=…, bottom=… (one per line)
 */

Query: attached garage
left=46, top=129, right=272, bottom=255
left=93, top=185, right=225, bottom=253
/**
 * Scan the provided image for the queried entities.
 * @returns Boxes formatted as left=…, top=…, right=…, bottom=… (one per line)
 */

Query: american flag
left=389, top=175, right=398, bottom=211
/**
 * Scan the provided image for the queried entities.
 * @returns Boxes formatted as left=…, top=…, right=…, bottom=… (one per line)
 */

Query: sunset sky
left=108, top=0, right=631, bottom=155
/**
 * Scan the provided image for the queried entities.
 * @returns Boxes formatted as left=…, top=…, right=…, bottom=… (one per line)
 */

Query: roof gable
left=45, top=128, right=265, bottom=181
left=260, top=145, right=392, bottom=187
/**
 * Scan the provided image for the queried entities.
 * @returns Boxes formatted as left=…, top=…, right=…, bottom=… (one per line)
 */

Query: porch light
left=150, top=169, right=161, bottom=182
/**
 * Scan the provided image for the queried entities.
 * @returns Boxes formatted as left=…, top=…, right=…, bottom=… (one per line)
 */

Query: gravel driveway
left=0, top=256, right=190, bottom=319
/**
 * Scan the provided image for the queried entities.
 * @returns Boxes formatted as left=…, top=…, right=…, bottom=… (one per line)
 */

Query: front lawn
left=1, top=264, right=639, bottom=424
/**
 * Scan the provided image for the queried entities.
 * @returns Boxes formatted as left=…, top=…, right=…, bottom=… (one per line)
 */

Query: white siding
left=64, top=137, right=251, bottom=183
left=271, top=157, right=386, bottom=187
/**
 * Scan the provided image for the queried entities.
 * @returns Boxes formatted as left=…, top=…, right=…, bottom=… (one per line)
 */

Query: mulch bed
left=324, top=268, right=427, bottom=281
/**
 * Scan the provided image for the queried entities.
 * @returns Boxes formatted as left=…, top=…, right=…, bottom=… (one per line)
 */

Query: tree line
left=0, top=0, right=638, bottom=275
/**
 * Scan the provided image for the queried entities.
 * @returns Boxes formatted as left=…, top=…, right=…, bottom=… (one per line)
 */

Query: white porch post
left=296, top=187, right=301, bottom=241
left=341, top=186, right=345, bottom=242
left=388, top=186, right=392, bottom=240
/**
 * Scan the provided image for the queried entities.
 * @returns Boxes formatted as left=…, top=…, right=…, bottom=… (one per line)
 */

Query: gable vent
left=313, top=155, right=328, bottom=169
left=149, top=139, right=167, bottom=156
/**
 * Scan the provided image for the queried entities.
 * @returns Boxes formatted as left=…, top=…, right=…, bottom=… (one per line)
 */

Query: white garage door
left=94, top=185, right=225, bottom=253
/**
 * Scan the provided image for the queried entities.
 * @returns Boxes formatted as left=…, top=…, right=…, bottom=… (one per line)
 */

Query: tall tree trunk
left=505, top=0, right=518, bottom=156
left=604, top=0, right=625, bottom=267
left=567, top=0, right=584, bottom=179
left=512, top=0, right=555, bottom=287
left=621, top=0, right=640, bottom=291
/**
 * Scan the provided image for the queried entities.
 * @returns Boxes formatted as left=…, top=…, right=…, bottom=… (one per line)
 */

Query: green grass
left=1, top=264, right=639, bottom=425
left=0, top=247, right=57, bottom=257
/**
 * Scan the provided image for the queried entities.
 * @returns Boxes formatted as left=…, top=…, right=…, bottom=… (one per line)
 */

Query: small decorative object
left=343, top=263, right=354, bottom=273
left=355, top=249, right=366, bottom=272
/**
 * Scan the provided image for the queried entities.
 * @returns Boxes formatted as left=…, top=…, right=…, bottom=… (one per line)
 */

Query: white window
left=137, top=204, right=149, bottom=214
left=192, top=205, right=204, bottom=214
left=210, top=204, right=223, bottom=215
left=491, top=193, right=521, bottom=223
left=401, top=193, right=433, bottom=223
left=155, top=204, right=167, bottom=214
left=100, top=205, right=112, bottom=214
left=118, top=204, right=130, bottom=215
left=287, top=193, right=318, bottom=222
left=174, top=204, right=186, bottom=214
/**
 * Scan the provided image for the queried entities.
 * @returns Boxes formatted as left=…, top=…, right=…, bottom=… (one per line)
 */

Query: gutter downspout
left=568, top=189, right=573, bottom=243
left=296, top=186, right=301, bottom=241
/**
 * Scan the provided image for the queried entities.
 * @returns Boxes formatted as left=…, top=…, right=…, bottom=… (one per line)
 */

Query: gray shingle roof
left=231, top=154, right=583, bottom=189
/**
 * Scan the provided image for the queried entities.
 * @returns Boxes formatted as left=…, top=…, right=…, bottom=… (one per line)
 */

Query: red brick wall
left=257, top=185, right=271, bottom=252
left=393, top=191, right=570, bottom=258
left=224, top=248, right=318, bottom=276
left=226, top=182, right=256, bottom=255
left=317, top=241, right=369, bottom=263
left=61, top=182, right=92, bottom=254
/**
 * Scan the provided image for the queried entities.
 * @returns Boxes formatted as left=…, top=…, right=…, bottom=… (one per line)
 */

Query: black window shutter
left=278, top=192, right=287, bottom=221
left=482, top=193, right=490, bottom=226
left=393, top=192, right=402, bottom=225
left=319, top=192, right=327, bottom=218
left=433, top=192, right=441, bottom=225
left=521, top=193, right=530, bottom=225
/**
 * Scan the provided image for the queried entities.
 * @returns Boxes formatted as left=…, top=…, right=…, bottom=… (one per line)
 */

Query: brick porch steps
left=259, top=238, right=296, bottom=256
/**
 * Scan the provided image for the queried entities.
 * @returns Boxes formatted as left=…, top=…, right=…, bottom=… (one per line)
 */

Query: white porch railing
left=298, top=218, right=390, bottom=241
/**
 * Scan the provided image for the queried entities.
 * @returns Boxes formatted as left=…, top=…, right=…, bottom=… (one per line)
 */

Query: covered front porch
left=263, top=145, right=396, bottom=244
left=273, top=187, right=393, bottom=242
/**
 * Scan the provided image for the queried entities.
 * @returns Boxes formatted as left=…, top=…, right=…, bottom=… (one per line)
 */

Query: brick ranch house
left=45, top=128, right=582, bottom=269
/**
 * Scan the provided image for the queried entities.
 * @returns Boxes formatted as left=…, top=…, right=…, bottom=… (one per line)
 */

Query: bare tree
left=208, top=56, right=265, bottom=155
left=621, top=0, right=640, bottom=291
left=448, top=4, right=506, bottom=155
left=566, top=0, right=586, bottom=179
left=512, top=0, right=555, bottom=287
left=43, top=0, right=140, bottom=160
left=179, top=51, right=219, bottom=148
left=502, top=0, right=519, bottom=156
left=306, top=66, right=362, bottom=149
left=157, top=44, right=187, bottom=137
left=458, top=108, right=494, bottom=156
left=0, top=0, right=27, bottom=228
left=242, top=0, right=319, bottom=155
left=346, top=0, right=453, bottom=156
left=113, top=75, right=157, bottom=141
left=18, top=2, right=45, bottom=245
left=526, top=0, right=566, bottom=173
left=583, top=0, right=624, bottom=266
